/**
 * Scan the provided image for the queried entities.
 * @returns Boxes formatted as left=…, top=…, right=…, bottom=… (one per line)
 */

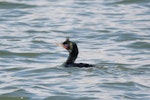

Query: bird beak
left=62, top=44, right=68, bottom=49
left=55, top=43, right=68, bottom=49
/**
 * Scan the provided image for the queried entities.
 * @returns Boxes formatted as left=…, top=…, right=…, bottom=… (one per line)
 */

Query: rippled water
left=0, top=0, right=150, bottom=100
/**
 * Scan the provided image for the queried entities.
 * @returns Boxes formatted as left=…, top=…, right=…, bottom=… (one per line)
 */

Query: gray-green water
left=0, top=0, right=150, bottom=100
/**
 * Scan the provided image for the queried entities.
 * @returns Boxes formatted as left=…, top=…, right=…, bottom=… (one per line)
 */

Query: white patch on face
left=68, top=42, right=73, bottom=53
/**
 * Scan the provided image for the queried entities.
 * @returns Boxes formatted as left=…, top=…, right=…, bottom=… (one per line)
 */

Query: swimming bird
left=61, top=38, right=94, bottom=67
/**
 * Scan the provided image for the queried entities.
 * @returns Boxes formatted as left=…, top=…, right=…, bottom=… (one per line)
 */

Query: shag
left=62, top=38, right=93, bottom=67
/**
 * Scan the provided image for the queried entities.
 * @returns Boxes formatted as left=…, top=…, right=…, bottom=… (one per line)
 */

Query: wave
left=44, top=96, right=97, bottom=100
left=115, top=0, right=150, bottom=4
left=101, top=81, right=150, bottom=91
left=127, top=41, right=150, bottom=50
left=0, top=96, right=28, bottom=100
left=0, top=88, right=30, bottom=99
left=0, top=1, right=36, bottom=9
left=0, top=50, right=51, bottom=57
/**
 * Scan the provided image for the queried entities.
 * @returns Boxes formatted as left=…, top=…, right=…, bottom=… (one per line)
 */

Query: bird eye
left=63, top=42, right=67, bottom=45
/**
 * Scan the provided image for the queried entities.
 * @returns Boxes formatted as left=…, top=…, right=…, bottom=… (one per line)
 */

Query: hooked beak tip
left=62, top=44, right=68, bottom=49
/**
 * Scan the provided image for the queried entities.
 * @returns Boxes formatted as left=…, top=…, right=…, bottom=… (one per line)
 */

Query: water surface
left=0, top=0, right=150, bottom=100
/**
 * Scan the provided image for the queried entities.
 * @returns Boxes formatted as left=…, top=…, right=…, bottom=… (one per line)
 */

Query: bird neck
left=66, top=42, right=78, bottom=64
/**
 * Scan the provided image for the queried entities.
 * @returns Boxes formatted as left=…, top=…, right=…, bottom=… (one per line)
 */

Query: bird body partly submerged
left=64, top=62, right=94, bottom=68
left=62, top=38, right=94, bottom=68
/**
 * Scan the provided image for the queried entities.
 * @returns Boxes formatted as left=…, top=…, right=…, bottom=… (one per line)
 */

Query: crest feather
left=66, top=37, right=70, bottom=42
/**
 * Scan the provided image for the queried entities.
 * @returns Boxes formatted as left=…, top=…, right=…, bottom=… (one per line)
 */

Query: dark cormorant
left=62, top=38, right=93, bottom=67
